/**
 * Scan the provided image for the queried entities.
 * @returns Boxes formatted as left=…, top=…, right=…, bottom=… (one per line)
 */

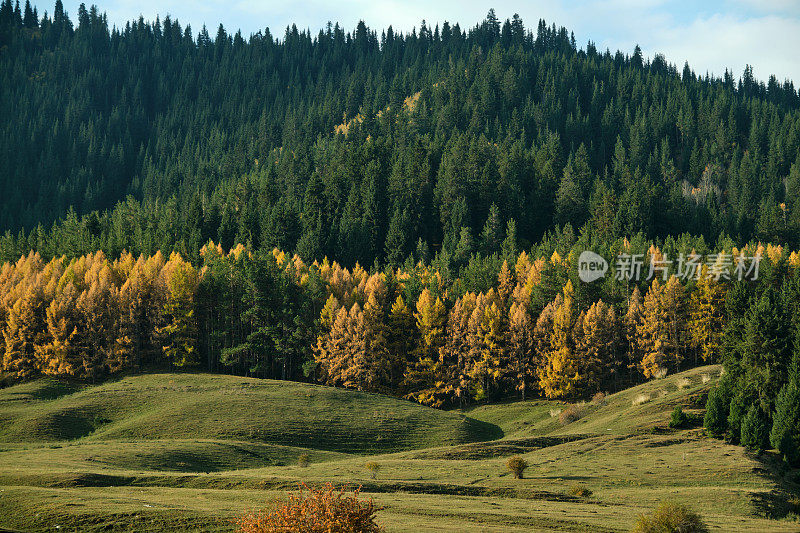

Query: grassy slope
left=0, top=367, right=798, bottom=532
left=465, top=365, right=718, bottom=438
left=0, top=373, right=499, bottom=452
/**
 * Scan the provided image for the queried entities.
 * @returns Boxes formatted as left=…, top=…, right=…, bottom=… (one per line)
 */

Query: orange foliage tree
left=238, top=483, right=383, bottom=533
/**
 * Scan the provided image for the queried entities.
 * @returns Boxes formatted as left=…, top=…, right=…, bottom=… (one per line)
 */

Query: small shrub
left=653, top=368, right=668, bottom=379
left=238, top=483, right=383, bottom=533
left=568, top=484, right=592, bottom=497
left=549, top=408, right=562, bottom=418
left=591, top=392, right=607, bottom=406
left=297, top=453, right=310, bottom=468
left=506, top=456, right=529, bottom=479
left=676, top=378, right=691, bottom=390
left=365, top=461, right=381, bottom=480
left=632, top=394, right=651, bottom=406
left=669, top=406, right=689, bottom=429
left=701, top=373, right=711, bottom=384
left=688, top=391, right=707, bottom=408
left=559, top=404, right=584, bottom=425
left=632, top=501, right=709, bottom=533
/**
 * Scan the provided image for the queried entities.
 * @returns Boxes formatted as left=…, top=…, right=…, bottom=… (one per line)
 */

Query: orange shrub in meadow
left=238, top=483, right=383, bottom=533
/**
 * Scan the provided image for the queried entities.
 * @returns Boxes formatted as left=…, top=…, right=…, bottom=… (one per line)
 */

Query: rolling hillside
left=0, top=366, right=798, bottom=532
left=0, top=373, right=499, bottom=453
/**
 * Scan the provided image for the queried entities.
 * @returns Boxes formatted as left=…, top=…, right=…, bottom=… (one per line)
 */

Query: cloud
left=535, top=0, right=800, bottom=84
left=652, top=13, right=800, bottom=82
left=730, top=0, right=800, bottom=16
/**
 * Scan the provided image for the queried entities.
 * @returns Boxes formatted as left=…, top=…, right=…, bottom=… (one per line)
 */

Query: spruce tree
left=704, top=382, right=731, bottom=436
left=740, top=404, right=770, bottom=451
left=770, top=381, right=800, bottom=464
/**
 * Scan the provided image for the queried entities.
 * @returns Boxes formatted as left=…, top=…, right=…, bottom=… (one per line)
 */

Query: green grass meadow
left=0, top=366, right=798, bottom=531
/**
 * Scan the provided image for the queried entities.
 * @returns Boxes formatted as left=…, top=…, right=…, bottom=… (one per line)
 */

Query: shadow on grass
left=18, top=471, right=591, bottom=502
left=748, top=449, right=800, bottom=520
left=28, top=380, right=83, bottom=401
left=462, top=417, right=504, bottom=443
left=414, top=434, right=588, bottom=460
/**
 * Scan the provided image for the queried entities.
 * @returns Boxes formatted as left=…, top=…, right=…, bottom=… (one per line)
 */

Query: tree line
left=312, top=239, right=799, bottom=410
left=1, top=233, right=797, bottom=409
left=0, top=248, right=199, bottom=380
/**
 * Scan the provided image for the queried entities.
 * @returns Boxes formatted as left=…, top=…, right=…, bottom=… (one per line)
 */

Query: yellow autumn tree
left=119, top=252, right=167, bottom=368
left=637, top=277, right=686, bottom=379
left=662, top=275, right=687, bottom=372
left=315, top=306, right=350, bottom=386
left=157, top=253, right=199, bottom=368
left=319, top=301, right=390, bottom=392
left=639, top=278, right=666, bottom=378
left=498, top=260, right=514, bottom=304
left=108, top=254, right=142, bottom=374
left=386, top=295, right=415, bottom=390
left=361, top=290, right=391, bottom=392
left=404, top=288, right=447, bottom=405
left=30, top=256, right=70, bottom=376
left=38, top=279, right=80, bottom=376
left=75, top=255, right=117, bottom=380
left=507, top=302, right=535, bottom=400
left=624, top=286, right=644, bottom=381
left=465, top=292, right=506, bottom=401
left=533, top=293, right=561, bottom=367
left=537, top=281, right=588, bottom=399
left=574, top=299, right=619, bottom=392
left=338, top=303, right=372, bottom=391
left=2, top=252, right=47, bottom=379
left=437, top=293, right=476, bottom=407
left=688, top=264, right=726, bottom=365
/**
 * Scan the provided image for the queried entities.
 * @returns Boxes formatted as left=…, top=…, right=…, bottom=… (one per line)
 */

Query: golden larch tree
left=465, top=293, right=506, bottom=401
left=624, top=286, right=644, bottom=380
left=537, top=281, right=588, bottom=399
left=688, top=264, right=726, bottom=365
left=437, top=293, right=477, bottom=407
left=404, top=288, right=447, bottom=405
left=507, top=302, right=535, bottom=400
left=574, top=299, right=619, bottom=392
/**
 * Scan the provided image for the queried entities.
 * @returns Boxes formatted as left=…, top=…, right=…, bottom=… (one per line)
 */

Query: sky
left=54, top=0, right=800, bottom=85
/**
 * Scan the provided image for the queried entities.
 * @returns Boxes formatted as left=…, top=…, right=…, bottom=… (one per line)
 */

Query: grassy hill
left=0, top=373, right=499, bottom=453
left=465, top=365, right=719, bottom=439
left=0, top=367, right=798, bottom=532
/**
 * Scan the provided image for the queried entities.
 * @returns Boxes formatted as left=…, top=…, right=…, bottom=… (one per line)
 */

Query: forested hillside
left=2, top=2, right=800, bottom=264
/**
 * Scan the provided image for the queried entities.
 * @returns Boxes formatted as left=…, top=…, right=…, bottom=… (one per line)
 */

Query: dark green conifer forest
left=1, top=2, right=799, bottom=263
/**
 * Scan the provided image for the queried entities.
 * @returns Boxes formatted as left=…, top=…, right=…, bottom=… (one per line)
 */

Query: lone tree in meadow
left=365, top=461, right=381, bottom=480
left=506, top=456, right=529, bottom=479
